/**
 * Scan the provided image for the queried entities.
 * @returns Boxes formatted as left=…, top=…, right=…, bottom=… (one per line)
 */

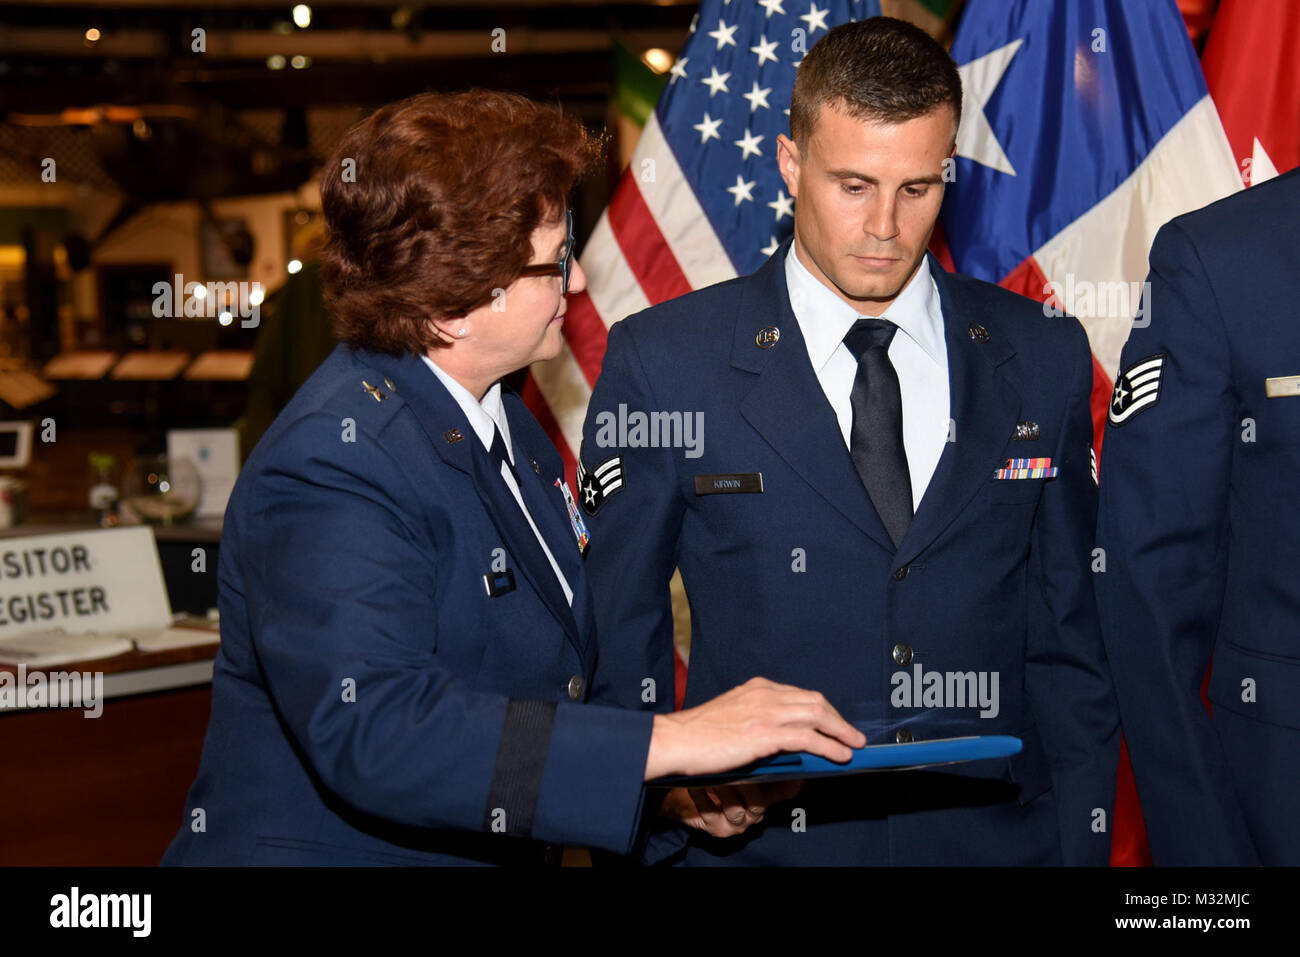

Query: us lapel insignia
left=755, top=326, right=780, bottom=348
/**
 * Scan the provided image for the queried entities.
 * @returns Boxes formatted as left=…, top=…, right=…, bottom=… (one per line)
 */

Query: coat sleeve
left=581, top=318, right=692, bottom=864
left=241, top=409, right=654, bottom=855
left=1025, top=320, right=1122, bottom=865
left=1093, top=220, right=1260, bottom=865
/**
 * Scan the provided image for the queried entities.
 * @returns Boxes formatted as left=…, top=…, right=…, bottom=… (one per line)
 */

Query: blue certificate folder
left=647, top=735, right=1023, bottom=788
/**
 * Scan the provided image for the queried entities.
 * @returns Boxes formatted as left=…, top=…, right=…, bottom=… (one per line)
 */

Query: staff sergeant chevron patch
left=1109, top=354, right=1167, bottom=426
left=577, top=451, right=624, bottom=517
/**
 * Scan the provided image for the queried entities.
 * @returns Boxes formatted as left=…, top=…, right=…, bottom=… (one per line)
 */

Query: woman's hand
left=642, top=676, right=865, bottom=781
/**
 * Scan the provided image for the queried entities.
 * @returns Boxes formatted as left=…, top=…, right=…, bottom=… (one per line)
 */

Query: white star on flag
left=758, top=0, right=786, bottom=17
left=750, top=36, right=780, bottom=67
left=693, top=112, right=723, bottom=144
left=801, top=3, right=830, bottom=34
left=767, top=189, right=794, bottom=221
left=955, top=38, right=1022, bottom=176
left=708, top=19, right=739, bottom=51
left=701, top=66, right=731, bottom=96
left=733, top=128, right=764, bottom=160
left=727, top=175, right=757, bottom=205
left=743, top=81, right=773, bottom=112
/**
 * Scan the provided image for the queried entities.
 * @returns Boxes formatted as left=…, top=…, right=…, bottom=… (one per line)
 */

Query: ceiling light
left=641, top=48, right=673, bottom=74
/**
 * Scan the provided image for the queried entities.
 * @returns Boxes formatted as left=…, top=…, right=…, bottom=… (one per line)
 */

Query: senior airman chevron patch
left=576, top=452, right=624, bottom=517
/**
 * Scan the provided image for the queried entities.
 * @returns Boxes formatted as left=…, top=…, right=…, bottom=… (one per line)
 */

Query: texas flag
left=939, top=0, right=1241, bottom=440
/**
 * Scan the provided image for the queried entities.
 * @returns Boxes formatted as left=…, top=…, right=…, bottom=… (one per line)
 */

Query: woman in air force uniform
left=163, top=90, right=862, bottom=866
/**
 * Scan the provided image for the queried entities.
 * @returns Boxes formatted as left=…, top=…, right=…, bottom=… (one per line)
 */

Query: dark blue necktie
left=843, top=317, right=913, bottom=548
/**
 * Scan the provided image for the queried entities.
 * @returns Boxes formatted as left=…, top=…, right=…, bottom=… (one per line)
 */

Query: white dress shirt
left=785, top=242, right=951, bottom=507
left=421, top=355, right=574, bottom=605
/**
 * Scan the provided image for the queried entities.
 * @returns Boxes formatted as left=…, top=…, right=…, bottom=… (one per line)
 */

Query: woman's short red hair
left=319, top=89, right=598, bottom=355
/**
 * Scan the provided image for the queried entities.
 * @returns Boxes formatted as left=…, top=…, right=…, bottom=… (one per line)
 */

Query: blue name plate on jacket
left=648, top=735, right=1023, bottom=788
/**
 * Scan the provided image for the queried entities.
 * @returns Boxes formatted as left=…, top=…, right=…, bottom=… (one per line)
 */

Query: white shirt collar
left=785, top=241, right=945, bottom=372
left=419, top=354, right=512, bottom=464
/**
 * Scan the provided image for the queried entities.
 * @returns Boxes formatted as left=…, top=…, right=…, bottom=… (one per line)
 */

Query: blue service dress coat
left=162, top=343, right=653, bottom=866
left=1094, top=166, right=1300, bottom=866
left=578, top=239, right=1121, bottom=865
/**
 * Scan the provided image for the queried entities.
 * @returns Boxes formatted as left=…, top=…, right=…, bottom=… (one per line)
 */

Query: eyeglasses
left=517, top=207, right=574, bottom=295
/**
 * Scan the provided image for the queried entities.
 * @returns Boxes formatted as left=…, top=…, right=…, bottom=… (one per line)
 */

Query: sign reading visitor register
left=0, top=527, right=171, bottom=638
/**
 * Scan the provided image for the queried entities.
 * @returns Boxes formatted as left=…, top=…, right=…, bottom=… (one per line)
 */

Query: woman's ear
left=428, top=315, right=470, bottom=344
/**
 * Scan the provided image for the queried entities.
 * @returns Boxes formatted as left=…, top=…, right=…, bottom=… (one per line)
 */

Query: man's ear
left=776, top=134, right=801, bottom=198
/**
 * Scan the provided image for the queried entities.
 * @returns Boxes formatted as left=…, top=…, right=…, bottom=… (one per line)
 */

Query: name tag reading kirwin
left=0, top=526, right=171, bottom=637
left=694, top=473, right=764, bottom=495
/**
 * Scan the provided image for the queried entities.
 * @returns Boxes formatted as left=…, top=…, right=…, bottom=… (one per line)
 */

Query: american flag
left=523, top=0, right=881, bottom=478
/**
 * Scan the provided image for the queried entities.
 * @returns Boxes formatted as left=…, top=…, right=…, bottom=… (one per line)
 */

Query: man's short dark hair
left=790, top=16, right=962, bottom=150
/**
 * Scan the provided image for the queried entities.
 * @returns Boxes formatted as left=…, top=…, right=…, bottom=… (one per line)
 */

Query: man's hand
left=642, top=676, right=865, bottom=781
left=658, top=781, right=803, bottom=838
